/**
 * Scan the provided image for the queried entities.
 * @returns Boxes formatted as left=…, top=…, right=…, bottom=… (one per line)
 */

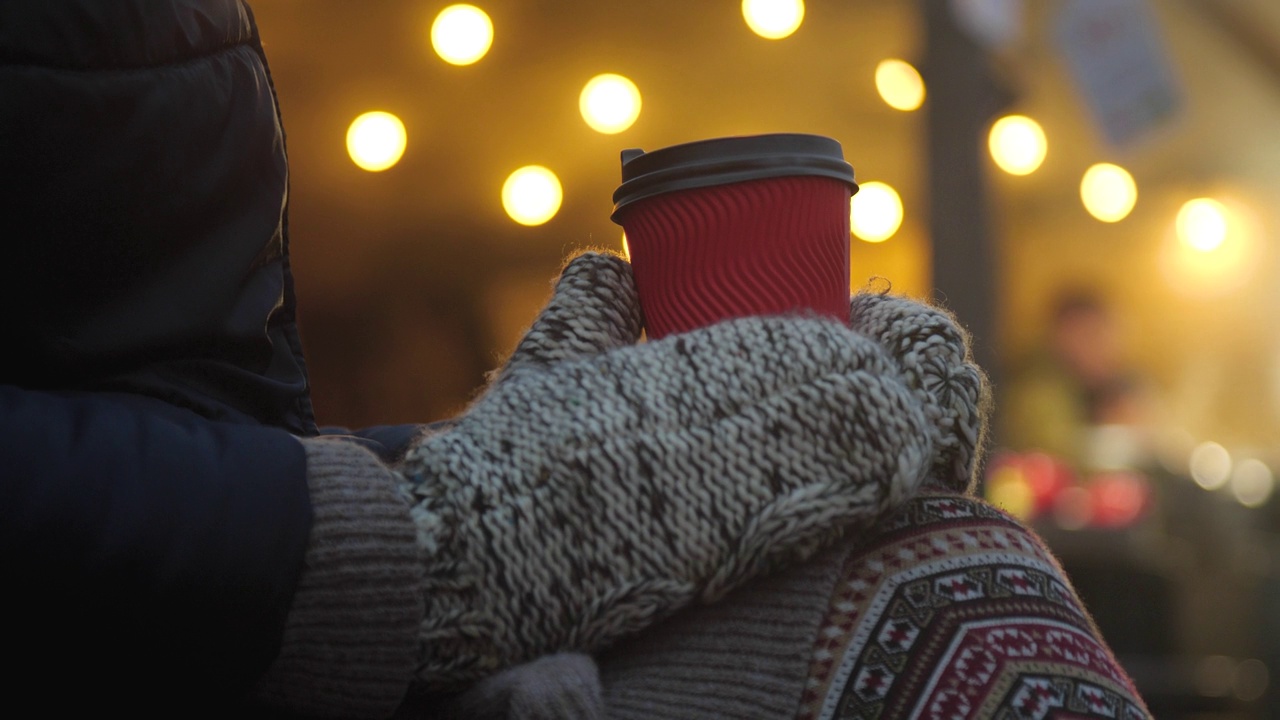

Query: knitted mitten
left=256, top=438, right=424, bottom=719
left=849, top=291, right=990, bottom=491
left=401, top=251, right=935, bottom=688
left=431, top=653, right=604, bottom=720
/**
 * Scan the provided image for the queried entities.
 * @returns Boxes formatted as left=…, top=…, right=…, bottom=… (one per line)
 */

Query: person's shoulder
left=797, top=491, right=1152, bottom=720
left=868, top=490, right=1056, bottom=553
left=851, top=490, right=1099, bottom=626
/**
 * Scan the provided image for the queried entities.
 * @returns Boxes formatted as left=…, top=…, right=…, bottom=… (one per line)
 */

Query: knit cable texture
left=848, top=291, right=989, bottom=492
left=400, top=252, right=973, bottom=689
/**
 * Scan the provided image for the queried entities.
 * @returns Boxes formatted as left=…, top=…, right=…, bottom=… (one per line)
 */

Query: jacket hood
left=0, top=0, right=316, bottom=434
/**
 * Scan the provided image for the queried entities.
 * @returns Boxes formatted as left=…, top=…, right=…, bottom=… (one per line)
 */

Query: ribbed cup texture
left=621, top=176, right=851, bottom=339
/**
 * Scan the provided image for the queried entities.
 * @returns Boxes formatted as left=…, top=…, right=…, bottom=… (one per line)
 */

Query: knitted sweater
left=598, top=491, right=1152, bottom=719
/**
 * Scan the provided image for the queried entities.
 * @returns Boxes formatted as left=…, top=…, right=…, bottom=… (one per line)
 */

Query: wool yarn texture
left=848, top=292, right=989, bottom=492
left=427, top=653, right=605, bottom=720
left=401, top=252, right=946, bottom=688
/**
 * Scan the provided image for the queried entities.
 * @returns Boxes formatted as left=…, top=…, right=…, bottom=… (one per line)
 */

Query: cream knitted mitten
left=849, top=291, right=989, bottom=491
left=401, top=252, right=935, bottom=688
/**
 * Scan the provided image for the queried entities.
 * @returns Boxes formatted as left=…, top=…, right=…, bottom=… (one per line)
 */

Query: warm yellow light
left=1177, top=198, right=1229, bottom=253
left=622, top=233, right=631, bottom=261
left=1080, top=163, right=1137, bottom=222
left=431, top=4, right=494, bottom=66
left=850, top=181, right=903, bottom=243
left=502, top=166, right=562, bottom=226
left=1161, top=195, right=1256, bottom=297
left=742, top=0, right=804, bottom=39
left=986, top=466, right=1034, bottom=520
left=988, top=115, right=1047, bottom=176
left=346, top=111, right=407, bottom=172
left=875, top=59, right=925, bottom=112
left=1190, top=441, right=1232, bottom=490
left=580, top=74, right=642, bottom=134
left=1231, top=459, right=1274, bottom=508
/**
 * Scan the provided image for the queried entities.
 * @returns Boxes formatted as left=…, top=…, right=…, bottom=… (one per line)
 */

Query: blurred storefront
left=253, top=1, right=1280, bottom=716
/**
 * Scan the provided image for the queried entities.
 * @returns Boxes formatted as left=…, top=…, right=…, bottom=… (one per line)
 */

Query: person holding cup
left=2, top=1, right=1147, bottom=717
left=421, top=138, right=1150, bottom=719
left=3, top=3, right=970, bottom=717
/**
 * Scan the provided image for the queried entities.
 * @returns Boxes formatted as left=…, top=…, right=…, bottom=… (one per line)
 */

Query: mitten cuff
left=255, top=437, right=424, bottom=719
left=599, top=544, right=844, bottom=719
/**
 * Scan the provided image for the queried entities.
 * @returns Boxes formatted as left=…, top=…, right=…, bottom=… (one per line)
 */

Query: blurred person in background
left=1000, top=288, right=1158, bottom=470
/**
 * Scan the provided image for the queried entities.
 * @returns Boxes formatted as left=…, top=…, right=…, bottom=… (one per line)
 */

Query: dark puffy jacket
left=0, top=1, right=359, bottom=711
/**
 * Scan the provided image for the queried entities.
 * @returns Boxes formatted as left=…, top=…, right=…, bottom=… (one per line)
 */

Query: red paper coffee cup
left=611, top=134, right=858, bottom=339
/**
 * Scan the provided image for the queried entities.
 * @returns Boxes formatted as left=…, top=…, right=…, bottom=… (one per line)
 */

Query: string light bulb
left=502, top=166, right=562, bottom=226
left=580, top=74, right=642, bottom=134
left=1080, top=163, right=1137, bottom=222
left=742, top=0, right=804, bottom=39
left=1177, top=198, right=1229, bottom=253
left=875, top=59, right=925, bottom=111
left=989, top=115, right=1047, bottom=176
left=346, top=111, right=407, bottom=172
left=431, top=4, right=494, bottom=66
left=850, top=181, right=903, bottom=243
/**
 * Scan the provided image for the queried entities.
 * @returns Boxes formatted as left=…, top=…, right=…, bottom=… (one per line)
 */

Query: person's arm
left=0, top=385, right=311, bottom=701
left=0, top=386, right=421, bottom=717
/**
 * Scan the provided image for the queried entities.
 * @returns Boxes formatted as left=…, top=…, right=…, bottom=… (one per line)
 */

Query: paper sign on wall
left=1055, top=0, right=1182, bottom=149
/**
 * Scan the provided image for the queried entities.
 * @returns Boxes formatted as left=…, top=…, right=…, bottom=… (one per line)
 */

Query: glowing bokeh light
left=346, top=111, right=407, bottom=172
left=850, top=181, right=903, bottom=243
left=988, top=115, right=1047, bottom=176
left=1019, top=452, right=1074, bottom=514
left=1161, top=195, right=1256, bottom=297
left=875, top=59, right=925, bottom=111
left=1080, top=163, right=1137, bottom=222
left=742, top=0, right=805, bottom=39
left=1052, top=486, right=1093, bottom=530
left=1189, top=441, right=1232, bottom=490
left=986, top=466, right=1034, bottom=520
left=431, top=4, right=494, bottom=66
left=580, top=74, right=642, bottom=134
left=502, top=165, right=562, bottom=226
left=1235, top=659, right=1270, bottom=702
left=1177, top=198, right=1229, bottom=253
left=1088, top=472, right=1148, bottom=527
left=1231, top=458, right=1274, bottom=508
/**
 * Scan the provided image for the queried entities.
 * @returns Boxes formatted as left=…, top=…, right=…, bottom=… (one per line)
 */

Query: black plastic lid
left=611, top=133, right=857, bottom=223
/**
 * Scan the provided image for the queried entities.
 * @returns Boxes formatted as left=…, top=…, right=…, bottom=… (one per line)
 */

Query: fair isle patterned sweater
left=600, top=491, right=1152, bottom=719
